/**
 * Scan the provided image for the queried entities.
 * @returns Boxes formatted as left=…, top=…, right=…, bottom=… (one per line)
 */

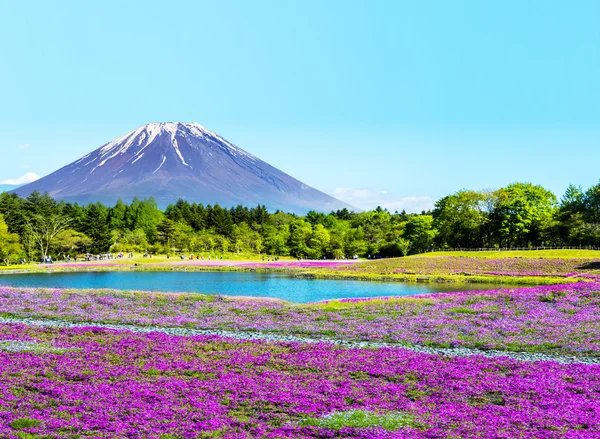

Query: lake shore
left=4, top=251, right=600, bottom=286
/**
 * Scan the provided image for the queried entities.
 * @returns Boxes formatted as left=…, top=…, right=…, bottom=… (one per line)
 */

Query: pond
left=0, top=271, right=523, bottom=303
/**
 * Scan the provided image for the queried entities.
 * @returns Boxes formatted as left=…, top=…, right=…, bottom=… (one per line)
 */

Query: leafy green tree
left=24, top=213, right=72, bottom=259
left=344, top=227, right=368, bottom=258
left=308, top=224, right=330, bottom=258
left=289, top=220, right=312, bottom=257
left=195, top=230, right=215, bottom=252
left=584, top=181, right=600, bottom=223
left=433, top=190, right=488, bottom=248
left=52, top=230, right=92, bottom=255
left=263, top=224, right=290, bottom=256
left=0, top=192, right=28, bottom=235
left=306, top=210, right=327, bottom=226
left=491, top=183, right=557, bottom=247
left=404, top=215, right=436, bottom=253
left=231, top=222, right=263, bottom=254
left=328, top=221, right=348, bottom=259
left=172, top=223, right=195, bottom=252
left=396, top=238, right=412, bottom=256
left=111, top=229, right=148, bottom=252
left=0, top=215, right=23, bottom=265
left=157, top=218, right=177, bottom=249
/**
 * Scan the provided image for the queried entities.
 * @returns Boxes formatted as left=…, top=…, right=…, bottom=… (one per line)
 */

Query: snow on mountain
left=12, top=122, right=356, bottom=213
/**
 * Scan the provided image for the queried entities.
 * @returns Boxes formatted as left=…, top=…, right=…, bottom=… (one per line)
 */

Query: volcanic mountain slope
left=14, top=122, right=356, bottom=213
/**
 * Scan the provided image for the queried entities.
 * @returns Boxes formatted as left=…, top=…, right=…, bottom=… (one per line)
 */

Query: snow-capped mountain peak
left=13, top=122, right=356, bottom=213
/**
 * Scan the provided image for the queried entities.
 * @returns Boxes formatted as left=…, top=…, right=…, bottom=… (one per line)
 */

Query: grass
left=295, top=270, right=578, bottom=285
left=0, top=264, right=37, bottom=271
left=297, top=410, right=418, bottom=431
left=419, top=249, right=600, bottom=258
left=10, top=418, right=42, bottom=430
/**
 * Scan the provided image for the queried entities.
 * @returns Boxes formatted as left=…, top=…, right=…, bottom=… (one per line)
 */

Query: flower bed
left=1, top=323, right=598, bottom=438
left=1, top=283, right=600, bottom=356
left=48, top=260, right=358, bottom=269
left=339, top=256, right=600, bottom=277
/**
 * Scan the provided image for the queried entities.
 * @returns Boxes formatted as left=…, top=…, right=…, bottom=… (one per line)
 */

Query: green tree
left=82, top=204, right=113, bottom=253
left=491, top=183, right=557, bottom=247
left=263, top=224, right=290, bottom=256
left=344, top=227, right=368, bottom=258
left=308, top=224, right=330, bottom=259
left=433, top=190, right=488, bottom=248
left=157, top=218, right=178, bottom=249
left=404, top=215, right=436, bottom=254
left=112, top=229, right=148, bottom=252
left=52, top=230, right=92, bottom=255
left=108, top=199, right=128, bottom=231
left=24, top=214, right=72, bottom=259
left=0, top=192, right=28, bottom=235
left=289, top=220, right=312, bottom=257
left=0, top=215, right=23, bottom=265
left=583, top=181, right=600, bottom=223
left=395, top=237, right=412, bottom=256
left=126, top=197, right=163, bottom=242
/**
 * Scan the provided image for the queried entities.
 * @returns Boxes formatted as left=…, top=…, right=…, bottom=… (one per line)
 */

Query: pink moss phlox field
left=2, top=283, right=600, bottom=355
left=0, top=323, right=599, bottom=438
left=160, top=260, right=358, bottom=269
left=48, top=263, right=122, bottom=268
left=49, top=260, right=357, bottom=269
left=341, top=256, right=600, bottom=277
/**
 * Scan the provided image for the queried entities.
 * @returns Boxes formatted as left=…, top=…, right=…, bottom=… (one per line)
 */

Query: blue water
left=0, top=271, right=515, bottom=303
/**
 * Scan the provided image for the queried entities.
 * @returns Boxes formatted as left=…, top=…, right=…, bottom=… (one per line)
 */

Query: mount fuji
left=13, top=122, right=356, bottom=213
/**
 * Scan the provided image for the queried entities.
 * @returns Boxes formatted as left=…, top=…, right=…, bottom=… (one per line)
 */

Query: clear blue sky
left=1, top=0, right=599, bottom=212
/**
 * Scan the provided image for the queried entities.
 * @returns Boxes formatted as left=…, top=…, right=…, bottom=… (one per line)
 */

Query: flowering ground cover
left=1, top=322, right=599, bottom=438
left=49, top=260, right=357, bottom=269
left=2, top=283, right=600, bottom=356
left=157, top=260, right=358, bottom=269
left=424, top=249, right=600, bottom=258
left=335, top=255, right=600, bottom=278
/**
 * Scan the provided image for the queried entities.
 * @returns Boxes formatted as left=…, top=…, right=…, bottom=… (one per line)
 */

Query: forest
left=0, top=181, right=599, bottom=264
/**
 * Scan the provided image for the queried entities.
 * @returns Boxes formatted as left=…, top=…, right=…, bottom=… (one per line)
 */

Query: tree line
left=0, top=180, right=598, bottom=264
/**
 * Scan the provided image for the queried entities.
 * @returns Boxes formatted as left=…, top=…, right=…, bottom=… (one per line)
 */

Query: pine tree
left=82, top=203, right=113, bottom=252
